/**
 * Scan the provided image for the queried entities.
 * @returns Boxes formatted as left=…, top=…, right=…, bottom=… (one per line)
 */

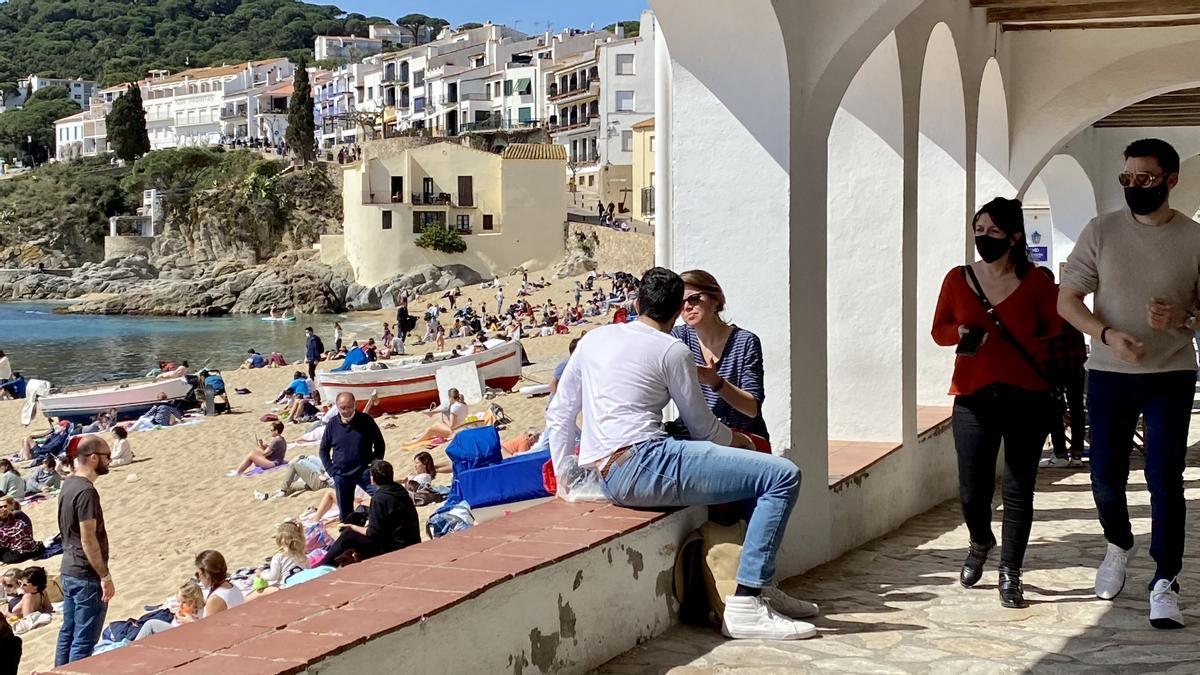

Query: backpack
left=673, top=520, right=747, bottom=627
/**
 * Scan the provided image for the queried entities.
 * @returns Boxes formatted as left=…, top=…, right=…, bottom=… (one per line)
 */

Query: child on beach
left=110, top=426, right=134, bottom=467
left=133, top=579, right=205, bottom=640
left=254, top=521, right=309, bottom=591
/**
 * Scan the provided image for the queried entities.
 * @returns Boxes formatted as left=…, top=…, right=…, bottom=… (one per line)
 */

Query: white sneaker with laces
left=761, top=585, right=820, bottom=619
left=1039, top=455, right=1071, bottom=468
left=1150, top=578, right=1184, bottom=629
left=721, top=595, right=817, bottom=640
left=1096, top=541, right=1137, bottom=600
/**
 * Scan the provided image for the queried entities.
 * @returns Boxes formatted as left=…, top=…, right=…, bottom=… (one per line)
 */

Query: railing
left=550, top=115, right=599, bottom=133
left=383, top=72, right=409, bottom=84
left=219, top=108, right=247, bottom=120
left=571, top=158, right=600, bottom=168
left=641, top=186, right=655, bottom=216
left=461, top=118, right=543, bottom=133
left=549, top=80, right=597, bottom=102
left=458, top=92, right=488, bottom=102
left=412, top=192, right=452, bottom=206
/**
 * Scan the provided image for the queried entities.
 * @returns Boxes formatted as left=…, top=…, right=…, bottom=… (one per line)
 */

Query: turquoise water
left=0, top=302, right=380, bottom=386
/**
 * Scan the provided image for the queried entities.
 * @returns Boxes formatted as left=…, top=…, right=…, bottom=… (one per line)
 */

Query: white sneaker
left=254, top=491, right=268, bottom=501
left=1039, top=455, right=1071, bottom=468
left=761, top=585, right=820, bottom=619
left=1150, top=578, right=1184, bottom=629
left=721, top=595, right=817, bottom=640
left=225, top=470, right=240, bottom=477
left=1096, top=541, right=1137, bottom=600
left=270, top=490, right=287, bottom=500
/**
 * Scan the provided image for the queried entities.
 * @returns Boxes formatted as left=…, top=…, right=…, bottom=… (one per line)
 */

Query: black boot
left=960, top=541, right=993, bottom=588
left=998, top=565, right=1026, bottom=608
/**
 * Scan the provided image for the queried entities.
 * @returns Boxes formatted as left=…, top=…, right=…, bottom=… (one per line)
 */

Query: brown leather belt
left=598, top=445, right=633, bottom=479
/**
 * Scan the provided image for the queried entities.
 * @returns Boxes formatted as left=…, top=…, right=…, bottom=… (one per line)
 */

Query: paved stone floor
left=598, top=429, right=1200, bottom=674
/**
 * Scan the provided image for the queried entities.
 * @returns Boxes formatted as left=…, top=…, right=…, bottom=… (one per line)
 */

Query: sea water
left=0, top=302, right=383, bottom=386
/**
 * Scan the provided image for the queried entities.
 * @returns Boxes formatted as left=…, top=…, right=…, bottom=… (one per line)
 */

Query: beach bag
left=105, top=608, right=173, bottom=642
left=304, top=522, right=333, bottom=553
left=673, top=520, right=746, bottom=628
left=427, top=502, right=475, bottom=539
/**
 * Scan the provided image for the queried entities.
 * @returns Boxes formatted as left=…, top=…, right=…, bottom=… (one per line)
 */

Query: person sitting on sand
left=254, top=521, right=308, bottom=590
left=0, top=498, right=42, bottom=564
left=274, top=371, right=312, bottom=404
left=0, top=567, right=50, bottom=618
left=318, top=460, right=419, bottom=567
left=364, top=338, right=378, bottom=362
left=0, top=462, right=24, bottom=500
left=502, top=429, right=541, bottom=457
left=284, top=393, right=319, bottom=424
left=79, top=412, right=113, bottom=435
left=109, top=427, right=134, bottom=467
left=401, top=389, right=468, bottom=452
left=228, top=422, right=288, bottom=476
left=267, top=352, right=287, bottom=368
left=130, top=393, right=182, bottom=431
left=268, top=454, right=330, bottom=500
left=24, top=456, right=60, bottom=494
left=138, top=551, right=242, bottom=641
left=19, top=420, right=72, bottom=462
left=239, top=349, right=267, bottom=369
left=133, top=580, right=205, bottom=640
left=405, top=452, right=448, bottom=491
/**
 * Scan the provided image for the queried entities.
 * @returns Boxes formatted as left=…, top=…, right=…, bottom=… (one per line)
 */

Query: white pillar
left=653, top=18, right=672, bottom=269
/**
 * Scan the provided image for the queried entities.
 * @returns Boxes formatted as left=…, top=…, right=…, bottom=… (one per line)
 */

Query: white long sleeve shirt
left=545, top=320, right=732, bottom=473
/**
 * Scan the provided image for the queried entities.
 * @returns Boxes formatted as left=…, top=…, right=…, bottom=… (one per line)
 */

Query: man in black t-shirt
left=55, top=436, right=114, bottom=666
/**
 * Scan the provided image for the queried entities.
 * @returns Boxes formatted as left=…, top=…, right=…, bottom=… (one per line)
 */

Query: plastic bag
left=555, top=455, right=610, bottom=503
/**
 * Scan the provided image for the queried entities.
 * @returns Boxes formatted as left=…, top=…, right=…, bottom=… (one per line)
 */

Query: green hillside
left=0, top=0, right=392, bottom=88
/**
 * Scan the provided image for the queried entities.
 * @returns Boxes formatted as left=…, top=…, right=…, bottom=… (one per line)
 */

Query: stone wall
left=103, top=235, right=155, bottom=261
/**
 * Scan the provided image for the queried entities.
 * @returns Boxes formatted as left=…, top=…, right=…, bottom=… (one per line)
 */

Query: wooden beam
left=1003, top=17, right=1200, bottom=30
left=990, top=1, right=1200, bottom=23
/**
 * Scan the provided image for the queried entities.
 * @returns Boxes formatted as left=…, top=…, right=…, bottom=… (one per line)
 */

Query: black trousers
left=1049, top=366, right=1086, bottom=458
left=307, top=360, right=317, bottom=380
left=318, top=530, right=380, bottom=568
left=953, top=384, right=1051, bottom=569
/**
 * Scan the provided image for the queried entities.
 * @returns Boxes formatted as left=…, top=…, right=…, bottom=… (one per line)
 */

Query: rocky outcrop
left=347, top=264, right=483, bottom=311
left=554, top=251, right=598, bottom=278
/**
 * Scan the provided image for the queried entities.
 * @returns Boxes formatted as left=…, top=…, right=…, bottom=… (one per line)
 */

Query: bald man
left=56, top=436, right=114, bottom=666
left=319, top=392, right=386, bottom=523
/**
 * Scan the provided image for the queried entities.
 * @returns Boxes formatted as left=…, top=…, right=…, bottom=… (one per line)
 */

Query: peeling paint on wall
left=508, top=651, right=528, bottom=675
left=572, top=569, right=583, bottom=590
left=558, top=595, right=577, bottom=640
left=625, top=547, right=644, bottom=580
left=528, top=627, right=561, bottom=673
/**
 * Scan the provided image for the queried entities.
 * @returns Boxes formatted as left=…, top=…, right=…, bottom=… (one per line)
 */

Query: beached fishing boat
left=38, top=376, right=194, bottom=423
left=317, top=339, right=524, bottom=414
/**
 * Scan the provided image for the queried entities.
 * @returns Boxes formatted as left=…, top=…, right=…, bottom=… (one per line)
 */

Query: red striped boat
left=316, top=339, right=524, bottom=414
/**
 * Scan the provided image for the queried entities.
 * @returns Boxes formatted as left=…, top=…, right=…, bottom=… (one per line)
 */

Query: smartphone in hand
left=956, top=327, right=986, bottom=357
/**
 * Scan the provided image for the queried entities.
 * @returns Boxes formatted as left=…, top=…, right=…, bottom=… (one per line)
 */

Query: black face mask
left=1125, top=183, right=1170, bottom=216
left=974, top=235, right=1011, bottom=264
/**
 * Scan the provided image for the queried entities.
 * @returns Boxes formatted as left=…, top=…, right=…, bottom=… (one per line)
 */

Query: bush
left=414, top=225, right=466, bottom=254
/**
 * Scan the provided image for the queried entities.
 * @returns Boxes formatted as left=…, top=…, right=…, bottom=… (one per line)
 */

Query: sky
left=325, top=0, right=650, bottom=34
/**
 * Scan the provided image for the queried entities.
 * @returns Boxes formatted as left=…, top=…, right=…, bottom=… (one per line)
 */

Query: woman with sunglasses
left=931, top=197, right=1061, bottom=609
left=670, top=270, right=770, bottom=442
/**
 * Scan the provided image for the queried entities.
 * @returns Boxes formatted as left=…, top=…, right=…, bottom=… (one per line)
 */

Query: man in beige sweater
left=1059, top=138, right=1200, bottom=630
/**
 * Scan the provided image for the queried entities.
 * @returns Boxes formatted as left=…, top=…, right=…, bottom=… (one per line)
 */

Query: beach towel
left=283, top=565, right=334, bottom=588
left=244, top=462, right=288, bottom=477
left=332, top=347, right=367, bottom=372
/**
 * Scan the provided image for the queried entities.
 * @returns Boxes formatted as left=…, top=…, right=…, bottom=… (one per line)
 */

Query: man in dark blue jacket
left=305, top=327, right=325, bottom=380
left=319, top=392, right=385, bottom=522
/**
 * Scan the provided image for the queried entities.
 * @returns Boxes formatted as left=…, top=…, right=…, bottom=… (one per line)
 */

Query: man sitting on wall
left=545, top=267, right=819, bottom=640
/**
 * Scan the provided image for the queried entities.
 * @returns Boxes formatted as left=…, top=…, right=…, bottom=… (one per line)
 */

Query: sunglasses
left=683, top=293, right=705, bottom=306
left=1118, top=171, right=1166, bottom=188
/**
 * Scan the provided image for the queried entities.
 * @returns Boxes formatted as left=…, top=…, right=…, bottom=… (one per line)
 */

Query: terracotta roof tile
left=501, top=143, right=567, bottom=161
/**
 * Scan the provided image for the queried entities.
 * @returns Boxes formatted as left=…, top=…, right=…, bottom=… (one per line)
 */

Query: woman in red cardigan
left=931, top=197, right=1061, bottom=609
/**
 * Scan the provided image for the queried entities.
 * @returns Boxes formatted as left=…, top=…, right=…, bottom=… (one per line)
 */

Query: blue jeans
left=332, top=468, right=375, bottom=523
left=600, top=436, right=800, bottom=588
left=1088, top=369, right=1196, bottom=587
left=55, top=574, right=108, bottom=666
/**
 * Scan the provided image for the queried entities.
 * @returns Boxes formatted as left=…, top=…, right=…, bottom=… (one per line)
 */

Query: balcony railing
left=550, top=115, right=599, bottom=134
left=219, top=108, right=248, bottom=120
left=549, top=80, right=598, bottom=102
left=461, top=118, right=543, bottom=133
left=412, top=192, right=452, bottom=206
left=383, top=72, right=409, bottom=84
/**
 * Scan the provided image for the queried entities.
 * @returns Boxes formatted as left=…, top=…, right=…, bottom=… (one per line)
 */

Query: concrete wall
left=313, top=507, right=708, bottom=675
left=103, top=235, right=155, bottom=261
left=632, top=125, right=655, bottom=222
left=340, top=144, right=567, bottom=286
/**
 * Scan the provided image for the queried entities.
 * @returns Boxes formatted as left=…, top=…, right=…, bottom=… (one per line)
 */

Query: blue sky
left=326, top=0, right=649, bottom=33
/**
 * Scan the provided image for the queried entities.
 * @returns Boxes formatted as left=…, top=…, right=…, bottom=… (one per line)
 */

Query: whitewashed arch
left=916, top=22, right=967, bottom=407
left=1030, top=154, right=1096, bottom=275
left=827, top=32, right=904, bottom=442
left=975, top=58, right=1015, bottom=208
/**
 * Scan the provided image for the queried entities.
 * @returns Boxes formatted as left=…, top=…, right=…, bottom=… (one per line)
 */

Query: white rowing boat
left=39, top=376, right=193, bottom=423
left=317, top=340, right=523, bottom=414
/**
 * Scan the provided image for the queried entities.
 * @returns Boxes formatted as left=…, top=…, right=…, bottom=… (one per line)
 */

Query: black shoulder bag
left=963, top=266, right=1067, bottom=417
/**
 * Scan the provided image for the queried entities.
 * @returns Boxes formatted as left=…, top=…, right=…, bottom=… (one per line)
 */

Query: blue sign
left=1029, top=246, right=1048, bottom=263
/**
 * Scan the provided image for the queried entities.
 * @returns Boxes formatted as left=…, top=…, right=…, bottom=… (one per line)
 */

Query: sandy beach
left=5, top=226, right=652, bottom=674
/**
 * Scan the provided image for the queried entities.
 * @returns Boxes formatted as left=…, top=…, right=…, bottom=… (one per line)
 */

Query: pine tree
left=106, top=82, right=150, bottom=162
left=286, top=59, right=315, bottom=163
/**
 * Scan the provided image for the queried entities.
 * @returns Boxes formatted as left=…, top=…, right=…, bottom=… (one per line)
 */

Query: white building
left=3, top=74, right=99, bottom=111
left=313, top=60, right=382, bottom=148
left=314, top=35, right=384, bottom=62
left=142, top=59, right=294, bottom=149
left=53, top=82, right=140, bottom=160
left=549, top=11, right=655, bottom=207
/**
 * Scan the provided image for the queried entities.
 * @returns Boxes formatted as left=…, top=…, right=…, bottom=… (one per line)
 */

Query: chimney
left=616, top=24, right=625, bottom=39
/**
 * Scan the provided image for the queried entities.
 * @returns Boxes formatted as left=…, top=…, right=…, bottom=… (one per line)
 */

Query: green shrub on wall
left=415, top=225, right=466, bottom=253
